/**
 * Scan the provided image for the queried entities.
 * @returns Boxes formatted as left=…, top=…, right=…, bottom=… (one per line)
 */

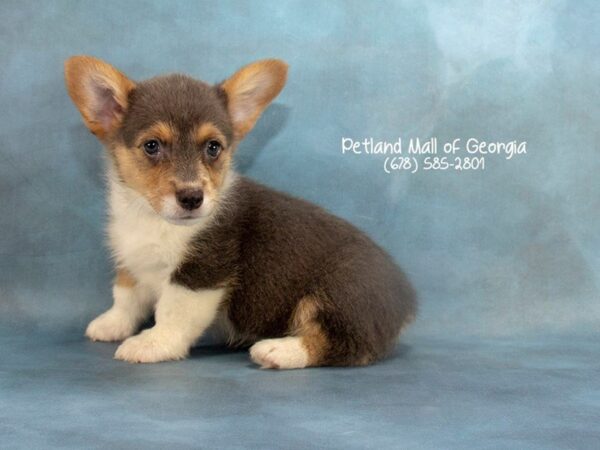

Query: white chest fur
left=107, top=177, right=204, bottom=296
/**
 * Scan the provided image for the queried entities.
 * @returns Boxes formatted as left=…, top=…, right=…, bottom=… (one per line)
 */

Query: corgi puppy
left=64, top=56, right=416, bottom=368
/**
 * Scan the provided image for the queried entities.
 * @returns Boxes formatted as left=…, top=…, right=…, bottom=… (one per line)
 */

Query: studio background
left=1, top=1, right=598, bottom=449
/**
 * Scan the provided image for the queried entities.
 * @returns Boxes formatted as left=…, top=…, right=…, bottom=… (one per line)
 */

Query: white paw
left=85, top=309, right=137, bottom=342
left=114, top=329, right=188, bottom=363
left=249, top=337, right=309, bottom=370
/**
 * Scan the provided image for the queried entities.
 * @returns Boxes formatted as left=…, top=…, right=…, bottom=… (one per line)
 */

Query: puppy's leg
left=86, top=269, right=154, bottom=342
left=115, top=283, right=225, bottom=363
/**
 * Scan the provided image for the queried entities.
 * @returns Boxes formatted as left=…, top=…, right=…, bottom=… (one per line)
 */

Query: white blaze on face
left=160, top=194, right=183, bottom=220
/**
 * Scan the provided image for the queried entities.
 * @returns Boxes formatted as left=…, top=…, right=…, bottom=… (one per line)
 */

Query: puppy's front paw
left=114, top=329, right=188, bottom=363
left=86, top=309, right=137, bottom=342
left=249, top=337, right=309, bottom=370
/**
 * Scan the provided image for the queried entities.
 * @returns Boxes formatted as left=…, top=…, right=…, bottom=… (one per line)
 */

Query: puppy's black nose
left=176, top=189, right=203, bottom=211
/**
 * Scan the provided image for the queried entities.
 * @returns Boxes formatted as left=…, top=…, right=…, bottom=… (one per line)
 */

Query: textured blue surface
left=2, top=326, right=600, bottom=449
left=1, top=0, right=599, bottom=448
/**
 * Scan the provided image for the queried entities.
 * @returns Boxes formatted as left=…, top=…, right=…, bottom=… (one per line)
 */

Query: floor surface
left=2, top=327, right=598, bottom=449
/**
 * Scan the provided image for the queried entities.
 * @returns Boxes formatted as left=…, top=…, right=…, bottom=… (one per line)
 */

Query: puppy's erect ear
left=220, top=59, right=288, bottom=140
left=64, top=56, right=135, bottom=139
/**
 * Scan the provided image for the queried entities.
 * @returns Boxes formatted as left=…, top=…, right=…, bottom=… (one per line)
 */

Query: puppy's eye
left=206, top=140, right=222, bottom=158
left=143, top=140, right=160, bottom=156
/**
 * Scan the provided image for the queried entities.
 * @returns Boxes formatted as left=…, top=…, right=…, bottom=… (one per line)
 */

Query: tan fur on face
left=196, top=155, right=233, bottom=209
left=125, top=121, right=179, bottom=212
left=135, top=121, right=177, bottom=148
left=112, top=143, right=175, bottom=213
left=194, top=122, right=227, bottom=148
left=290, top=296, right=330, bottom=366
left=193, top=122, right=233, bottom=199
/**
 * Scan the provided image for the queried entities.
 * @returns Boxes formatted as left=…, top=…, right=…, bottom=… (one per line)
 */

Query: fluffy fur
left=65, top=56, right=416, bottom=368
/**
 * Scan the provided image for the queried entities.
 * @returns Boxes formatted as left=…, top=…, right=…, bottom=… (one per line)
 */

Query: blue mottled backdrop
left=1, top=1, right=599, bottom=448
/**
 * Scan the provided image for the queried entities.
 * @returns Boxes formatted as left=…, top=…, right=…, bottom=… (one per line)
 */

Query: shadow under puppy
left=64, top=56, right=416, bottom=369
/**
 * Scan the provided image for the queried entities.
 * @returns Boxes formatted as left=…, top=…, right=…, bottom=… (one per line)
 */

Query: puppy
left=64, top=56, right=416, bottom=368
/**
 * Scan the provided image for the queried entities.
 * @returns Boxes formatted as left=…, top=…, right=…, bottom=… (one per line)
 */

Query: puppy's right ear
left=64, top=56, right=135, bottom=139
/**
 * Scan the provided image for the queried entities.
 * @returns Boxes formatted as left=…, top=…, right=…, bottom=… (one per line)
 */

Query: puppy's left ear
left=220, top=59, right=288, bottom=140
left=64, top=55, right=135, bottom=139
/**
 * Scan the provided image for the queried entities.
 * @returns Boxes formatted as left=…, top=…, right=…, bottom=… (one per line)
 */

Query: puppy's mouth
left=162, top=211, right=208, bottom=226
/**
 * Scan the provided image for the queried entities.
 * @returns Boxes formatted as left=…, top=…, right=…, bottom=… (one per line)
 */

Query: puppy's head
left=64, top=56, right=287, bottom=224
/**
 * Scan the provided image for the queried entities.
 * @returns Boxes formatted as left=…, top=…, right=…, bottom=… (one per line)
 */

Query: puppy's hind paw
left=249, top=337, right=309, bottom=370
